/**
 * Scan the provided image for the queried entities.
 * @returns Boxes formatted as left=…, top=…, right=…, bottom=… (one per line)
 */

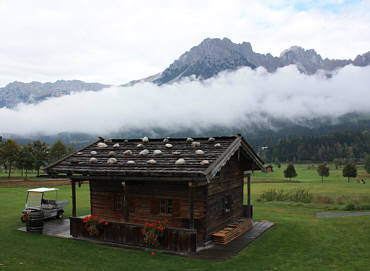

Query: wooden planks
left=211, top=218, right=253, bottom=245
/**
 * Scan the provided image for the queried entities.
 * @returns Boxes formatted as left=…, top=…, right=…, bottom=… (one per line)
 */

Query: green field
left=0, top=164, right=369, bottom=270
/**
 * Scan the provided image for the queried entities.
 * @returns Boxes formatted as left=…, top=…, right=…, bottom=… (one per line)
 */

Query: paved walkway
left=18, top=219, right=71, bottom=238
left=18, top=220, right=274, bottom=261
left=316, top=211, right=370, bottom=218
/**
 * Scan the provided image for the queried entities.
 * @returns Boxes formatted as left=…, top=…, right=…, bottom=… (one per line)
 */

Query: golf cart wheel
left=21, top=215, right=27, bottom=223
left=56, top=211, right=64, bottom=219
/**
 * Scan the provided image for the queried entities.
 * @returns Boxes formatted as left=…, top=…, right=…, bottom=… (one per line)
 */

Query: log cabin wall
left=90, top=180, right=126, bottom=222
left=205, top=153, right=250, bottom=241
left=90, top=179, right=208, bottom=245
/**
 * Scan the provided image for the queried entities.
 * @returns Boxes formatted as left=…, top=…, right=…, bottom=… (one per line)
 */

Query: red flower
left=105, top=222, right=108, bottom=225
left=151, top=252, right=155, bottom=255
left=98, top=221, right=103, bottom=224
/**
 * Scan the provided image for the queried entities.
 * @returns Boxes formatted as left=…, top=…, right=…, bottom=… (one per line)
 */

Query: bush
left=359, top=204, right=370, bottom=210
left=315, top=196, right=334, bottom=204
left=344, top=203, right=356, bottom=211
left=258, top=189, right=313, bottom=203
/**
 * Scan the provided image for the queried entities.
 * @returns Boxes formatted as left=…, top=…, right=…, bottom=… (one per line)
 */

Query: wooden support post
left=188, top=182, right=194, bottom=229
left=122, top=181, right=129, bottom=222
left=247, top=173, right=252, bottom=218
left=71, top=180, right=76, bottom=217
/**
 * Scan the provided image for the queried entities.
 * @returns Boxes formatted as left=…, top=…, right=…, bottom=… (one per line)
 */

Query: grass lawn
left=0, top=165, right=369, bottom=270
left=0, top=169, right=41, bottom=180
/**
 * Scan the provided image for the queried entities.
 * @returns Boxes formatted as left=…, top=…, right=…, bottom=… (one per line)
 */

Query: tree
left=67, top=145, right=76, bottom=155
left=0, top=138, right=21, bottom=177
left=365, top=154, right=370, bottom=174
left=32, top=140, right=49, bottom=176
left=16, top=143, right=35, bottom=178
left=342, top=162, right=357, bottom=183
left=333, top=158, right=342, bottom=170
left=49, top=140, right=67, bottom=163
left=317, top=162, right=330, bottom=183
left=284, top=163, right=297, bottom=181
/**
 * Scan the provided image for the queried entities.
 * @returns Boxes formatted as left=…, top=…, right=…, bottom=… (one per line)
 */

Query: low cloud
left=1, top=65, right=369, bottom=136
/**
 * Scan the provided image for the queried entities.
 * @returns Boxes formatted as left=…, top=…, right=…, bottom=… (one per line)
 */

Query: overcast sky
left=0, top=0, right=369, bottom=87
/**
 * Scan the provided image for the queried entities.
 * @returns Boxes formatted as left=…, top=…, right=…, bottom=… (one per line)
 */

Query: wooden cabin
left=45, top=135, right=263, bottom=253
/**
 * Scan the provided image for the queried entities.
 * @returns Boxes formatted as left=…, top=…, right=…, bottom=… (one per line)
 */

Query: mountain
left=151, top=38, right=369, bottom=85
left=0, top=80, right=109, bottom=108
left=2, top=38, right=369, bottom=107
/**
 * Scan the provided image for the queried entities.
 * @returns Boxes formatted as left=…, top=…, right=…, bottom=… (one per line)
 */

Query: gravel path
left=316, top=211, right=370, bottom=218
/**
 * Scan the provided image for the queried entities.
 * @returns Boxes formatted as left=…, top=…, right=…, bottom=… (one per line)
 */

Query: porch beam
left=71, top=180, right=77, bottom=217
left=188, top=182, right=194, bottom=229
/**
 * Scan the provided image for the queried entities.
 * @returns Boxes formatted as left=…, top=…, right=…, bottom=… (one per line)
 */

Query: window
left=114, top=194, right=123, bottom=210
left=160, top=199, right=172, bottom=215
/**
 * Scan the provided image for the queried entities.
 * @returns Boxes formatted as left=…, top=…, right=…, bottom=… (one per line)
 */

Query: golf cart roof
left=27, top=187, right=58, bottom=193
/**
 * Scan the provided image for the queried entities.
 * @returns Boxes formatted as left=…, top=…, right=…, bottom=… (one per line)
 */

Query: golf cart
left=21, top=187, right=68, bottom=222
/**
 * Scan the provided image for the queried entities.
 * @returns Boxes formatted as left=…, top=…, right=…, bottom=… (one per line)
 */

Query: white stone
left=124, top=139, right=129, bottom=142
left=195, top=150, right=205, bottom=155
left=113, top=143, right=120, bottom=148
left=107, top=158, right=117, bottom=164
left=163, top=138, right=169, bottom=143
left=108, top=151, right=116, bottom=157
left=175, top=158, right=185, bottom=165
left=127, top=160, right=135, bottom=165
left=191, top=141, right=200, bottom=148
left=89, top=157, right=98, bottom=163
left=139, top=149, right=149, bottom=156
left=172, top=151, right=181, bottom=155
left=136, top=144, right=143, bottom=148
left=153, top=150, right=162, bottom=156
left=97, top=142, right=108, bottom=148
left=186, top=137, right=194, bottom=142
left=123, top=150, right=132, bottom=156
left=208, top=137, right=215, bottom=142
left=200, top=160, right=210, bottom=166
left=142, top=136, right=149, bottom=143
left=147, top=159, right=157, bottom=164
left=90, top=151, right=97, bottom=155
left=165, top=143, right=173, bottom=149
left=214, top=143, right=221, bottom=148
left=77, top=152, right=83, bottom=155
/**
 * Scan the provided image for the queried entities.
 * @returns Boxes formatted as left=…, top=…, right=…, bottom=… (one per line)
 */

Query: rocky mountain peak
left=152, top=38, right=369, bottom=84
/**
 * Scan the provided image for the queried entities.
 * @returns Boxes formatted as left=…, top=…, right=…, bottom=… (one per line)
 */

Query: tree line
left=263, top=130, right=370, bottom=163
left=0, top=138, right=75, bottom=177
left=283, top=160, right=370, bottom=183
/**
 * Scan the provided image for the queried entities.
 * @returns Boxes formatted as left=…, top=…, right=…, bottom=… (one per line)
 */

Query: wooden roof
left=45, top=135, right=263, bottom=182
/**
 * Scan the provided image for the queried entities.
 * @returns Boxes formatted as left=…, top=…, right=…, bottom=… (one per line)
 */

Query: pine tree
left=364, top=155, right=370, bottom=174
left=49, top=140, right=67, bottom=162
left=17, top=143, right=35, bottom=178
left=317, top=162, right=330, bottom=183
left=342, top=163, right=357, bottom=183
left=284, top=163, right=297, bottom=181
left=0, top=138, right=21, bottom=177
left=32, top=140, right=49, bottom=177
